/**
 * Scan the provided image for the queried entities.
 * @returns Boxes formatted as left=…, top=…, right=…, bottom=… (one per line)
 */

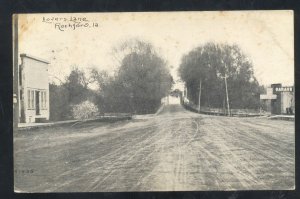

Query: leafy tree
left=50, top=39, right=173, bottom=118
left=97, top=39, right=173, bottom=114
left=64, top=67, right=92, bottom=105
left=179, top=43, right=262, bottom=109
left=111, top=38, right=155, bottom=65
left=49, top=67, right=98, bottom=120
left=49, top=83, right=71, bottom=121
left=90, top=68, right=109, bottom=90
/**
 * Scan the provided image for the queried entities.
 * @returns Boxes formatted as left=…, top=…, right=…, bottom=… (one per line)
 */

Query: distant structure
left=260, top=83, right=294, bottom=115
left=169, top=89, right=182, bottom=105
left=18, top=54, right=50, bottom=123
left=182, top=84, right=189, bottom=104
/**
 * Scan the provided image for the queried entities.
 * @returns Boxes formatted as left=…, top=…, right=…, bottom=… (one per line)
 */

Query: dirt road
left=14, top=104, right=294, bottom=192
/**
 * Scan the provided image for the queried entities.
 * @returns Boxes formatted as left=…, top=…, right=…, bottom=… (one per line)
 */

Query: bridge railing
left=183, top=102, right=262, bottom=117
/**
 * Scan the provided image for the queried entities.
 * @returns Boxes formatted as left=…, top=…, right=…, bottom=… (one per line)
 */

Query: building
left=260, top=83, right=294, bottom=115
left=182, top=83, right=189, bottom=104
left=18, top=54, right=50, bottom=123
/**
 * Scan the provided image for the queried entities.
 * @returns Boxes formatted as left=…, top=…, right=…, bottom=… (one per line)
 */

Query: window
left=38, top=91, right=47, bottom=109
left=27, top=90, right=31, bottom=109
left=42, top=92, right=45, bottom=109
left=41, top=91, right=47, bottom=109
left=19, top=67, right=22, bottom=86
left=44, top=91, right=47, bottom=109
left=27, top=89, right=35, bottom=109
left=31, top=90, right=34, bottom=109
left=27, top=89, right=48, bottom=109
left=41, top=92, right=44, bottom=109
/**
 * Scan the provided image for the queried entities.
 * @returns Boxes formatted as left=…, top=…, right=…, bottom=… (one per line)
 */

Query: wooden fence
left=183, top=102, right=263, bottom=117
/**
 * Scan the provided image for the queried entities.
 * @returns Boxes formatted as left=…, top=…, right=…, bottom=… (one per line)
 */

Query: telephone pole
left=198, top=79, right=202, bottom=113
left=220, top=74, right=230, bottom=116
left=13, top=15, right=19, bottom=128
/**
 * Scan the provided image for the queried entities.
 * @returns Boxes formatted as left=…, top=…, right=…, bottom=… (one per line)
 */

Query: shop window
left=42, top=91, right=45, bottom=109
left=41, top=92, right=44, bottom=109
left=40, top=91, right=47, bottom=109
left=44, top=91, right=47, bottom=109
left=27, top=90, right=30, bottom=109
left=31, top=90, right=34, bottom=109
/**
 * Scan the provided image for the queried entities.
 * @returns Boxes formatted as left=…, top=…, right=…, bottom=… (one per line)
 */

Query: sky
left=18, top=11, right=294, bottom=88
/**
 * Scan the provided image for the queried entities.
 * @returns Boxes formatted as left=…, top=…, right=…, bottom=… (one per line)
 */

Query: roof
left=20, top=53, right=50, bottom=64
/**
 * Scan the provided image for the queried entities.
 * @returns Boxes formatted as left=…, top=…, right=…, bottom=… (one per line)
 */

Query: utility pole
left=13, top=15, right=19, bottom=129
left=166, top=94, right=169, bottom=105
left=224, top=75, right=230, bottom=116
left=185, top=84, right=188, bottom=99
left=220, top=74, right=230, bottom=116
left=219, top=59, right=231, bottom=116
left=198, top=79, right=202, bottom=113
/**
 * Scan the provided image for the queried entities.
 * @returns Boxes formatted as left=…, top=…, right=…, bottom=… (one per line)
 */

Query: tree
left=49, top=83, right=71, bottom=121
left=111, top=38, right=155, bottom=65
left=64, top=67, right=92, bottom=105
left=179, top=43, right=262, bottom=110
left=90, top=68, right=109, bottom=90
left=49, top=67, right=98, bottom=121
left=179, top=45, right=216, bottom=111
left=179, top=43, right=222, bottom=108
left=98, top=39, right=173, bottom=114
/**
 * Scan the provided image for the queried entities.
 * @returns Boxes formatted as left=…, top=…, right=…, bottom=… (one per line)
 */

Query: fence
left=183, top=102, right=263, bottom=117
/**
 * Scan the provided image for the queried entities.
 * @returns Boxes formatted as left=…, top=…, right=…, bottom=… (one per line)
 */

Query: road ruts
left=14, top=104, right=294, bottom=192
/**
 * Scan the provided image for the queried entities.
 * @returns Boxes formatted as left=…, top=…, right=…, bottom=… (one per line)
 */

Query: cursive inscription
left=42, top=16, right=99, bottom=31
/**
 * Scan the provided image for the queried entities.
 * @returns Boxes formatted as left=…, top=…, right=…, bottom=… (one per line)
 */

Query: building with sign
left=18, top=54, right=50, bottom=123
left=260, top=83, right=294, bottom=115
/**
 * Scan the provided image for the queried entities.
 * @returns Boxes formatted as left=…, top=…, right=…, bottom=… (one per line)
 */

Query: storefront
left=260, top=84, right=294, bottom=115
left=18, top=54, right=50, bottom=123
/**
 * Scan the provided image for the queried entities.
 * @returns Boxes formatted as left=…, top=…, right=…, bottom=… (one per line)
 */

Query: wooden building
left=260, top=83, right=294, bottom=115
left=18, top=54, right=50, bottom=123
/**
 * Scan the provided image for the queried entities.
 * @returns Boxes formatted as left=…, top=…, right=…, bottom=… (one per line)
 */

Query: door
left=36, top=91, right=40, bottom=115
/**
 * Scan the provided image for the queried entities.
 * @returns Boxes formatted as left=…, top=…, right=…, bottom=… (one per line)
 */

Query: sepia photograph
left=13, top=11, right=294, bottom=192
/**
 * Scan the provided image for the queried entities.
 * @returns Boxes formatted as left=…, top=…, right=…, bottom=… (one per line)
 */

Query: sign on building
left=260, top=83, right=294, bottom=115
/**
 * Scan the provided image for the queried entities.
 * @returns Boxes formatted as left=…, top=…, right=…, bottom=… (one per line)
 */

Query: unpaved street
left=14, top=104, right=294, bottom=192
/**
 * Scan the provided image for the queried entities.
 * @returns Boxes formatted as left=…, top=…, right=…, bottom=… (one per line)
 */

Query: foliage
left=72, top=100, right=99, bottom=120
left=90, top=68, right=109, bottom=90
left=49, top=83, right=71, bottom=121
left=89, top=39, right=173, bottom=114
left=64, top=67, right=91, bottom=104
left=49, top=40, right=173, bottom=119
left=98, top=39, right=173, bottom=114
left=179, top=42, right=263, bottom=109
left=49, top=67, right=97, bottom=121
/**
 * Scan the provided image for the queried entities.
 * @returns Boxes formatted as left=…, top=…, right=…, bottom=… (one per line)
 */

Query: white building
left=18, top=54, right=50, bottom=123
left=260, top=84, right=294, bottom=115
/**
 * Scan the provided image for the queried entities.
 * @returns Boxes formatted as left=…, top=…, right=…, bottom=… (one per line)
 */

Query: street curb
left=17, top=115, right=132, bottom=131
left=268, top=116, right=294, bottom=121
left=155, top=104, right=165, bottom=115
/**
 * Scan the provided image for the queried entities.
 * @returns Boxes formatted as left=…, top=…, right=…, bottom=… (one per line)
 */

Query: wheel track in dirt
left=14, top=104, right=295, bottom=192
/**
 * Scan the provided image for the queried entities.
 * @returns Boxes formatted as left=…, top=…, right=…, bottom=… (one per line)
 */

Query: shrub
left=72, top=100, right=99, bottom=120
